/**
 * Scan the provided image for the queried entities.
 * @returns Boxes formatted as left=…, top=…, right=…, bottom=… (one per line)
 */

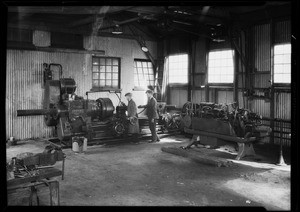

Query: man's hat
left=145, top=90, right=153, bottom=94
left=125, top=92, right=132, bottom=97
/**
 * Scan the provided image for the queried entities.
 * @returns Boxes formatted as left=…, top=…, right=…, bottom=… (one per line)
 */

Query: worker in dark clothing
left=138, top=90, right=160, bottom=143
left=125, top=93, right=140, bottom=143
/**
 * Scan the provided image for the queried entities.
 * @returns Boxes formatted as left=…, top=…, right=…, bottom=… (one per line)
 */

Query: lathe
left=16, top=63, right=126, bottom=146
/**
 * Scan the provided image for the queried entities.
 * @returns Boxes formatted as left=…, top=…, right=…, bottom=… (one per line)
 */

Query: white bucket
left=72, top=137, right=87, bottom=153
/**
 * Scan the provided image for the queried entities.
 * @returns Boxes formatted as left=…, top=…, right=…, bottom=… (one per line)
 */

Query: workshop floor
left=6, top=135, right=290, bottom=210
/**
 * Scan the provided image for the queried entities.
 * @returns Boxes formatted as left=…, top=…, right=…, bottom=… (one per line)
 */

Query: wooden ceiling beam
left=69, top=7, right=137, bottom=28
left=7, top=22, right=157, bottom=41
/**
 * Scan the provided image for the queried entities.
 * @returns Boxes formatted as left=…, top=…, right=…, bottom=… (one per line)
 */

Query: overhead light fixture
left=212, top=37, right=226, bottom=42
left=141, top=46, right=149, bottom=52
left=112, top=25, right=123, bottom=35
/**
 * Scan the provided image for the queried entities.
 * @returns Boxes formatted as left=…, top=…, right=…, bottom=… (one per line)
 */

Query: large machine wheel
left=96, top=98, right=115, bottom=119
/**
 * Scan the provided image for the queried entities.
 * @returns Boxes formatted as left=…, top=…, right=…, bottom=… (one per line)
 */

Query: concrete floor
left=6, top=135, right=290, bottom=210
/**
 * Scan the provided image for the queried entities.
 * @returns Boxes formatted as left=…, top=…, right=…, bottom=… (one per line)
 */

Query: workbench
left=7, top=168, right=62, bottom=206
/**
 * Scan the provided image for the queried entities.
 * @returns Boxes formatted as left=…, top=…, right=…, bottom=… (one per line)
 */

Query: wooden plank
left=161, top=146, right=234, bottom=167
left=184, top=128, right=257, bottom=144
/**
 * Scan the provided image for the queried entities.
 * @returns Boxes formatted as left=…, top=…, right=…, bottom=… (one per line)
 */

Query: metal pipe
left=184, top=128, right=257, bottom=143
left=17, top=109, right=57, bottom=116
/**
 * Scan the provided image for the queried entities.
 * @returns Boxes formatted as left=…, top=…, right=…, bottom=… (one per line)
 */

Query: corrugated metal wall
left=217, top=91, right=234, bottom=104
left=252, top=24, right=271, bottom=72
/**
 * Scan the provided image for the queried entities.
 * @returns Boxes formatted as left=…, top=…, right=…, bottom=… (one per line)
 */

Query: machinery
left=181, top=101, right=272, bottom=160
left=17, top=63, right=125, bottom=145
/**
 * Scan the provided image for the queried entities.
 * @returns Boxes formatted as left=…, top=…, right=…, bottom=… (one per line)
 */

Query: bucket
left=72, top=137, right=87, bottom=153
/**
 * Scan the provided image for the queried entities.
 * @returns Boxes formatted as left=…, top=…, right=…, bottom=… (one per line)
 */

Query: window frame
left=273, top=43, right=291, bottom=86
left=133, top=59, right=155, bottom=90
left=207, top=48, right=235, bottom=86
left=91, top=56, right=121, bottom=91
left=167, top=53, right=189, bottom=85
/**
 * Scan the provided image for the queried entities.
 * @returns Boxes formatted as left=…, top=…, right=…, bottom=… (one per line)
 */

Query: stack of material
left=161, top=146, right=234, bottom=167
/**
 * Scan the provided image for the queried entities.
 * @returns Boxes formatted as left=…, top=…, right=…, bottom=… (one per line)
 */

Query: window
left=168, top=54, right=188, bottom=84
left=92, top=57, right=120, bottom=89
left=208, top=50, right=234, bottom=83
left=134, top=60, right=155, bottom=88
left=274, top=44, right=291, bottom=84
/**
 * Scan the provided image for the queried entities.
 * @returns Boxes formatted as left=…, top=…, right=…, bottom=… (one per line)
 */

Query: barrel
left=96, top=98, right=115, bottom=119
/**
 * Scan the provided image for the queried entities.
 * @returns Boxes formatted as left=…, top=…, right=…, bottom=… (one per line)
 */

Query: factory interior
left=4, top=3, right=293, bottom=210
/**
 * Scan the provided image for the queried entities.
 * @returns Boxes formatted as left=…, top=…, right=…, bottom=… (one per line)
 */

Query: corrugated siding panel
left=252, top=24, right=271, bottom=72
left=169, top=88, right=188, bottom=108
left=274, top=20, right=291, bottom=44
left=217, top=91, right=234, bottom=104
left=274, top=92, right=291, bottom=120
left=192, top=90, right=206, bottom=103
left=273, top=92, right=291, bottom=146
left=254, top=73, right=271, bottom=88
left=252, top=91, right=270, bottom=117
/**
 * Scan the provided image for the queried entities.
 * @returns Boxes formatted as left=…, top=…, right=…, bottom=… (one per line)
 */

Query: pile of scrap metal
left=181, top=101, right=272, bottom=160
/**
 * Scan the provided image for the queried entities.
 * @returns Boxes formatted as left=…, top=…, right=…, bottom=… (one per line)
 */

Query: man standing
left=138, top=90, right=160, bottom=143
left=125, top=93, right=140, bottom=143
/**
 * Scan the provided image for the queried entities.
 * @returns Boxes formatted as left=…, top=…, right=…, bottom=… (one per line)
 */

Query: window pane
left=284, top=54, right=291, bottom=63
left=112, top=80, right=118, bottom=87
left=92, top=66, right=99, bottom=72
left=112, top=59, right=118, bottom=66
left=137, top=61, right=142, bottom=67
left=106, top=58, right=112, bottom=66
left=99, top=80, right=105, bottom=86
left=106, top=73, right=112, bottom=79
left=100, top=73, right=105, bottom=79
left=100, top=66, right=105, bottom=72
left=100, top=58, right=105, bottom=65
left=92, top=57, right=99, bottom=65
left=93, top=80, right=99, bottom=87
left=106, top=66, right=112, bottom=72
left=112, top=66, right=118, bottom=73
left=274, top=55, right=284, bottom=64
left=283, top=64, right=291, bottom=73
left=92, top=73, right=99, bottom=79
left=112, top=73, right=118, bottom=79
left=274, top=64, right=283, bottom=74
left=105, top=80, right=112, bottom=87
